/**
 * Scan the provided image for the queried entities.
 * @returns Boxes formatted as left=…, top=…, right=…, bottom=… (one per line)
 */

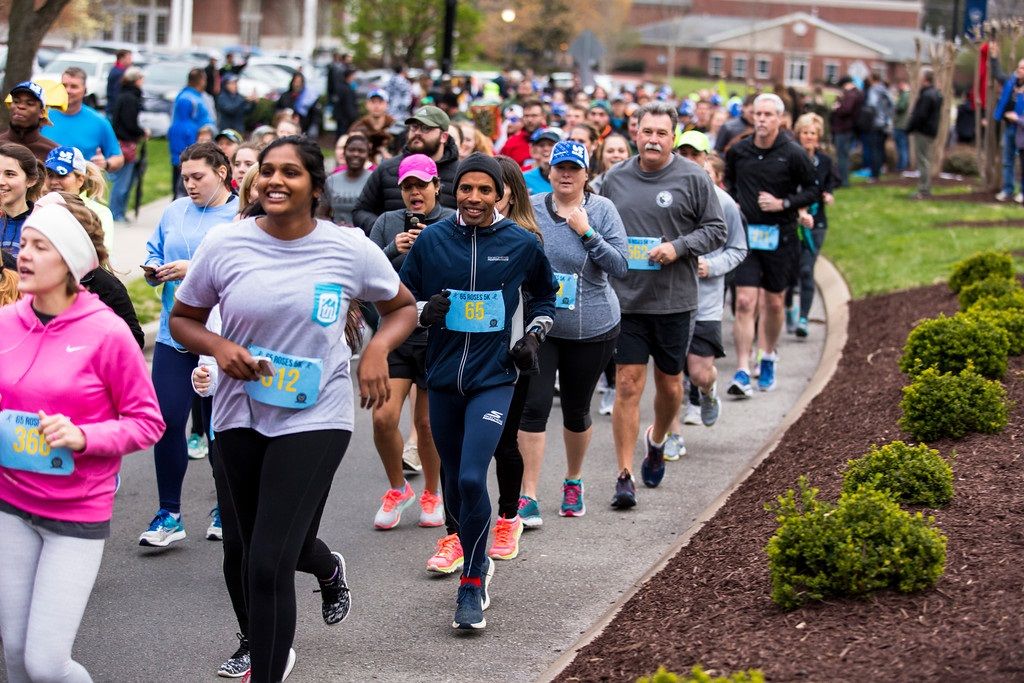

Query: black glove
left=509, top=332, right=541, bottom=374
left=420, top=290, right=451, bottom=327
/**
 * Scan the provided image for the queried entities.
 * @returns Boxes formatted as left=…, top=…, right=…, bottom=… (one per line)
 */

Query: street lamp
left=501, top=8, right=516, bottom=23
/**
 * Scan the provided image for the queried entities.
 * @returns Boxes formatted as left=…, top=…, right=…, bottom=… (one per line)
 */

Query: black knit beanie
left=454, top=153, right=505, bottom=200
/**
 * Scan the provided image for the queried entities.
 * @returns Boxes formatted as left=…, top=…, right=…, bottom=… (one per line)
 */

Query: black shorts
left=688, top=320, right=725, bottom=359
left=387, top=339, right=428, bottom=388
left=614, top=311, right=694, bottom=376
left=733, top=228, right=800, bottom=293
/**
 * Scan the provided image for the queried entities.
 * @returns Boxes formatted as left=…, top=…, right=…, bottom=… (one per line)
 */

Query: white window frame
left=871, top=62, right=887, bottom=80
left=823, top=61, right=840, bottom=85
left=785, top=55, right=810, bottom=86
left=708, top=52, right=725, bottom=77
left=755, top=54, right=772, bottom=80
left=732, top=55, right=748, bottom=78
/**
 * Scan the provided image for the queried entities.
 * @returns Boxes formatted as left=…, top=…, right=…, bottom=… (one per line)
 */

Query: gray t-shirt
left=175, top=218, right=400, bottom=436
left=325, top=170, right=371, bottom=227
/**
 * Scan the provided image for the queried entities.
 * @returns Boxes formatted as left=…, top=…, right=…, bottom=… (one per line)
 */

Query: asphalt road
left=0, top=300, right=825, bottom=683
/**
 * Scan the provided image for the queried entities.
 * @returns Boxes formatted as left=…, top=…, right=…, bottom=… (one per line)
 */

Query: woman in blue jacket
left=399, top=154, right=556, bottom=632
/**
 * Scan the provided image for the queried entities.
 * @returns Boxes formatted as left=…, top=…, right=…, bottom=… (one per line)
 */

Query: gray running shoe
left=700, top=382, right=721, bottom=427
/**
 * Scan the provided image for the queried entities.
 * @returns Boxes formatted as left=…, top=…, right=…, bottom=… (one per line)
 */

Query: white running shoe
left=598, top=388, right=615, bottom=415
left=373, top=482, right=415, bottom=529
left=683, top=402, right=701, bottom=425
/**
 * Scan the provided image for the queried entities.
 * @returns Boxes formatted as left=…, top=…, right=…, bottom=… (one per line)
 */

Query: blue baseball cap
left=678, top=99, right=694, bottom=117
left=530, top=128, right=562, bottom=144
left=44, top=146, right=87, bottom=176
left=550, top=140, right=589, bottom=170
left=9, top=81, right=45, bottom=106
left=368, top=88, right=389, bottom=102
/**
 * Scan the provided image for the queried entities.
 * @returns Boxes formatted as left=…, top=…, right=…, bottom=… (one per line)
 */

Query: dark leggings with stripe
left=429, top=385, right=514, bottom=578
left=214, top=428, right=349, bottom=683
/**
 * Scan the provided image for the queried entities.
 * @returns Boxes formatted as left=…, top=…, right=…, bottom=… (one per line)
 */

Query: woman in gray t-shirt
left=171, top=136, right=418, bottom=682
left=322, top=133, right=372, bottom=227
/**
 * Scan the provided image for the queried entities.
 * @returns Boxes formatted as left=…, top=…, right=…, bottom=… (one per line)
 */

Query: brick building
left=626, top=0, right=940, bottom=85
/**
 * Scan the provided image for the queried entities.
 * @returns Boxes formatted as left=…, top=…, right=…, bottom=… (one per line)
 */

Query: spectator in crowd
left=349, top=90, right=396, bottom=162
left=499, top=99, right=545, bottom=167
left=47, top=67, right=123, bottom=173
left=523, top=129, right=561, bottom=194
left=893, top=80, right=912, bottom=174
left=863, top=75, right=894, bottom=181
left=215, top=74, right=254, bottom=133
left=219, top=52, right=245, bottom=78
left=995, top=58, right=1024, bottom=203
left=276, top=72, right=320, bottom=135
left=0, top=81, right=59, bottom=161
left=385, top=64, right=413, bottom=119
left=204, top=56, right=221, bottom=98
left=715, top=94, right=754, bottom=153
left=333, top=68, right=360, bottom=138
left=830, top=76, right=863, bottom=187
left=106, top=49, right=132, bottom=116
left=906, top=70, right=943, bottom=200
left=168, top=69, right=215, bottom=199
left=109, top=66, right=147, bottom=223
left=587, top=101, right=613, bottom=140
left=323, top=132, right=373, bottom=226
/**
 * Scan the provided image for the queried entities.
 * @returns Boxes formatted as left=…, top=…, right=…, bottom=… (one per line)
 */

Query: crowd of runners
left=0, top=60, right=843, bottom=682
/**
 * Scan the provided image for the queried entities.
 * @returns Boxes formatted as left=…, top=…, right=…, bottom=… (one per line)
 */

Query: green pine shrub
left=637, top=665, right=765, bottom=683
left=765, top=478, right=947, bottom=610
left=969, top=289, right=1024, bottom=313
left=948, top=251, right=1014, bottom=294
left=899, top=364, right=1009, bottom=441
left=841, top=441, right=953, bottom=507
left=958, top=275, right=1022, bottom=310
left=966, top=305, right=1024, bottom=356
left=899, top=313, right=1009, bottom=379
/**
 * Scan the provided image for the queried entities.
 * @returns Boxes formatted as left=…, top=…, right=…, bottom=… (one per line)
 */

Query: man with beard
left=499, top=99, right=546, bottom=167
left=0, top=81, right=59, bottom=161
left=353, top=105, right=460, bottom=234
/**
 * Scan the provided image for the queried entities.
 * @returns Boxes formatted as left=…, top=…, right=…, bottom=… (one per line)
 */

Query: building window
left=733, top=55, right=748, bottom=78
left=785, top=56, right=809, bottom=85
left=755, top=55, right=771, bottom=80
left=871, top=62, right=887, bottom=80
left=708, top=53, right=725, bottom=77
left=102, top=0, right=172, bottom=47
left=824, top=61, right=840, bottom=85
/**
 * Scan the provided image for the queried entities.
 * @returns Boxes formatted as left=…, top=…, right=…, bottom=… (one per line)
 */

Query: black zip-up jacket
left=352, top=138, right=460, bottom=235
left=906, top=85, right=943, bottom=138
left=111, top=84, right=145, bottom=142
left=724, top=132, right=820, bottom=231
left=808, top=149, right=840, bottom=229
left=80, top=268, right=145, bottom=349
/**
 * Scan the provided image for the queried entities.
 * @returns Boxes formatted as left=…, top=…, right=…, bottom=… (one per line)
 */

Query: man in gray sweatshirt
left=599, top=101, right=727, bottom=508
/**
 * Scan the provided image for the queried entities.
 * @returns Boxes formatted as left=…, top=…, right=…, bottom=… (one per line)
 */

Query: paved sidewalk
left=109, top=196, right=172, bottom=282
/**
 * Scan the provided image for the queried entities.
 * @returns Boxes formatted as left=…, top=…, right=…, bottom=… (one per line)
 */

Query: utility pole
left=442, top=0, right=457, bottom=76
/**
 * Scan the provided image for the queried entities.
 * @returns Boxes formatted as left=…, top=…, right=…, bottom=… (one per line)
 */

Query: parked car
left=137, top=60, right=204, bottom=138
left=36, top=50, right=115, bottom=108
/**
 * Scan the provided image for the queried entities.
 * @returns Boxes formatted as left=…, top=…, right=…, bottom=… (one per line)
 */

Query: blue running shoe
left=785, top=304, right=798, bottom=334
left=795, top=317, right=809, bottom=338
left=517, top=496, right=543, bottom=528
left=728, top=369, right=754, bottom=398
left=453, top=584, right=486, bottom=630
left=611, top=470, right=637, bottom=509
left=139, top=509, right=186, bottom=547
left=640, top=427, right=666, bottom=488
left=758, top=353, right=778, bottom=392
left=559, top=479, right=586, bottom=517
left=206, top=506, right=223, bottom=541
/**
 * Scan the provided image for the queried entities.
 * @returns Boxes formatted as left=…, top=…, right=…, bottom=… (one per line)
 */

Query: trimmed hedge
left=958, top=275, right=1022, bottom=310
left=899, top=313, right=1009, bottom=380
left=842, top=441, right=953, bottom=507
left=899, top=364, right=1009, bottom=441
left=638, top=666, right=765, bottom=683
left=948, top=251, right=1014, bottom=294
left=966, top=305, right=1024, bottom=356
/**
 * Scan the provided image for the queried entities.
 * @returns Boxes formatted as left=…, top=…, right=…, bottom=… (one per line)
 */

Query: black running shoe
left=611, top=470, right=637, bottom=509
left=217, top=633, right=250, bottom=678
left=317, top=551, right=351, bottom=625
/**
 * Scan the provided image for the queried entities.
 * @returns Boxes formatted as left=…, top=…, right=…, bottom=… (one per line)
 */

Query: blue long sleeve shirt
left=995, top=74, right=1024, bottom=130
left=168, top=87, right=215, bottom=160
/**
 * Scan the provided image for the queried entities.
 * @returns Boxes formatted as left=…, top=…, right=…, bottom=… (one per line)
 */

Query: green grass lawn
left=103, top=138, right=171, bottom=210
left=826, top=181, right=1024, bottom=298
left=126, top=276, right=163, bottom=326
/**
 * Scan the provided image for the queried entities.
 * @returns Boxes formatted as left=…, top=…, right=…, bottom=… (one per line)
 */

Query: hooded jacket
left=0, top=290, right=164, bottom=523
left=399, top=213, right=557, bottom=395
left=352, top=137, right=460, bottom=234
left=725, top=131, right=820, bottom=230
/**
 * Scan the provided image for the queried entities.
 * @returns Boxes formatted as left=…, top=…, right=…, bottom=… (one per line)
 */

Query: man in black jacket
left=352, top=105, right=459, bottom=234
left=725, top=93, right=819, bottom=396
left=906, top=70, right=943, bottom=199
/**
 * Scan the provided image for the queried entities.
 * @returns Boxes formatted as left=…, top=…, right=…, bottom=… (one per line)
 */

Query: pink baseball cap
left=398, top=154, right=438, bottom=184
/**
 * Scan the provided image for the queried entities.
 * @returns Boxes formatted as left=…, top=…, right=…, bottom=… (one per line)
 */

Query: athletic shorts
left=387, top=339, right=428, bottom=388
left=614, top=311, right=694, bottom=376
left=733, top=228, right=800, bottom=293
left=688, top=320, right=725, bottom=359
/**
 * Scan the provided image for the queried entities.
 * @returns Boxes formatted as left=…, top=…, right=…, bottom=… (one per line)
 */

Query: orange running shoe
left=418, top=490, right=444, bottom=527
left=426, top=533, right=464, bottom=574
left=373, top=481, right=415, bottom=530
left=487, top=515, right=523, bottom=560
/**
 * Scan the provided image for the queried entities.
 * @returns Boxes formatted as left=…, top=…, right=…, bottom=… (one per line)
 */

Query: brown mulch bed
left=557, top=284, right=1024, bottom=682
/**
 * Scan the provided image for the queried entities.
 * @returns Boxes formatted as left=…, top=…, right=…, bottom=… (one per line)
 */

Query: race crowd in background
left=0, top=40, right=1020, bottom=683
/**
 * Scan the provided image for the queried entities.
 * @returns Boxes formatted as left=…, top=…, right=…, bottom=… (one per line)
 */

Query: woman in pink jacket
left=0, top=192, right=165, bottom=683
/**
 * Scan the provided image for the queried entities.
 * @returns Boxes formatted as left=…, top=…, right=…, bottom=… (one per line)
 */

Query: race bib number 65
left=445, top=290, right=505, bottom=333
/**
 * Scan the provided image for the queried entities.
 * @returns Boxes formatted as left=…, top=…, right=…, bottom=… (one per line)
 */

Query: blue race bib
left=445, top=290, right=505, bottom=333
left=626, top=236, right=662, bottom=270
left=0, top=410, right=73, bottom=476
left=244, top=345, right=324, bottom=409
left=747, top=224, right=780, bottom=251
left=554, top=273, right=578, bottom=310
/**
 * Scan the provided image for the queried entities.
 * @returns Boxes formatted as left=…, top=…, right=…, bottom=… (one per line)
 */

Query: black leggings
left=215, top=428, right=349, bottom=683
left=520, top=335, right=617, bottom=433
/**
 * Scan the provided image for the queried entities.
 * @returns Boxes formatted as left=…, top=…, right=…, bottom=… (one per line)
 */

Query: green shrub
left=899, top=364, right=1009, bottom=441
left=638, top=665, right=765, bottom=683
left=765, top=478, right=947, bottom=610
left=899, top=313, right=1009, bottom=379
left=842, top=441, right=953, bottom=507
left=958, top=275, right=1022, bottom=310
left=948, top=251, right=1015, bottom=294
left=966, top=305, right=1024, bottom=356
left=970, top=289, right=1024, bottom=313
left=941, top=150, right=979, bottom=176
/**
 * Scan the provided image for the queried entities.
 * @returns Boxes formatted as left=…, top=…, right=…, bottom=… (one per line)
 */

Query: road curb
left=536, top=256, right=852, bottom=683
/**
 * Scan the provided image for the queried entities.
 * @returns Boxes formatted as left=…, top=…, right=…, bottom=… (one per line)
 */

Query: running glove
left=420, top=290, right=452, bottom=327
left=510, top=332, right=542, bottom=374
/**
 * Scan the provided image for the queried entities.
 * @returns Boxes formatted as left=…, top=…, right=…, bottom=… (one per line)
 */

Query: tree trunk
left=1, top=0, right=75, bottom=128
left=929, top=41, right=957, bottom=182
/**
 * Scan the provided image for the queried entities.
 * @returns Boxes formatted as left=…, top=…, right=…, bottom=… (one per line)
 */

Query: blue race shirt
left=47, top=106, right=122, bottom=159
left=523, top=167, right=552, bottom=195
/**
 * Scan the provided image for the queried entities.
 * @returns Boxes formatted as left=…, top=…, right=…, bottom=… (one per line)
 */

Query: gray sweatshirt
left=697, top=186, right=748, bottom=322
left=600, top=155, right=727, bottom=314
left=530, top=192, right=629, bottom=340
left=369, top=204, right=455, bottom=271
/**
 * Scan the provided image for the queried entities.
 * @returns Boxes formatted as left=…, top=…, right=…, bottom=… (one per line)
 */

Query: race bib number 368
left=0, top=410, right=73, bottom=476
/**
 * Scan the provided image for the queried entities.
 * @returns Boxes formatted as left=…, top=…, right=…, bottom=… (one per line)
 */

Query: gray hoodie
left=530, top=192, right=629, bottom=340
left=697, top=187, right=748, bottom=322
left=600, top=155, right=727, bottom=314
left=369, top=203, right=455, bottom=272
